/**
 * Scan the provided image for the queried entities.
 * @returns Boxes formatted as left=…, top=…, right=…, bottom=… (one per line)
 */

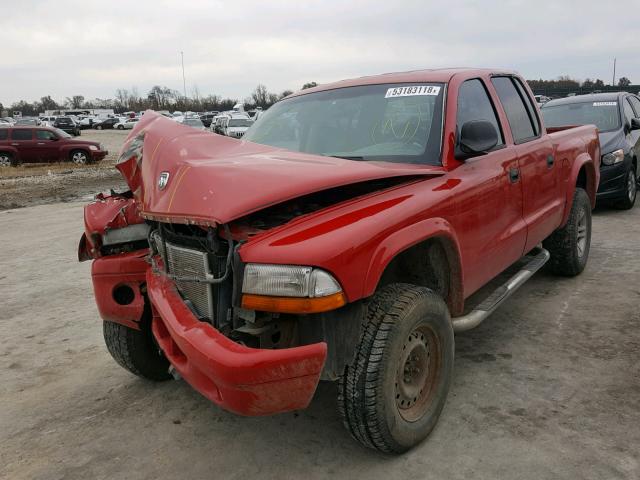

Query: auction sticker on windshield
left=593, top=102, right=617, bottom=106
left=385, top=85, right=441, bottom=98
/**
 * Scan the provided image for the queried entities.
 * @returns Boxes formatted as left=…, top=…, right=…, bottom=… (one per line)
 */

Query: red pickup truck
left=79, top=68, right=600, bottom=453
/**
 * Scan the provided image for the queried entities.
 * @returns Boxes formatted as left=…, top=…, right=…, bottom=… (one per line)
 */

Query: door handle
left=37, top=142, right=46, bottom=145
left=547, top=154, right=555, bottom=168
left=509, top=167, right=520, bottom=183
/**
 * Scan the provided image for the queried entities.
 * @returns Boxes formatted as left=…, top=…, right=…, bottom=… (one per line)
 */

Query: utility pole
left=612, top=57, right=616, bottom=87
left=181, top=51, right=187, bottom=99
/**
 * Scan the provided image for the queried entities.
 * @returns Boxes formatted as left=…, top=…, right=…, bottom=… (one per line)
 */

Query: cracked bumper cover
left=146, top=268, right=327, bottom=416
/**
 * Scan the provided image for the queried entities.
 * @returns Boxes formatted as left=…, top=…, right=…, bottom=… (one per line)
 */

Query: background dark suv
left=542, top=92, right=640, bottom=209
left=53, top=117, right=81, bottom=136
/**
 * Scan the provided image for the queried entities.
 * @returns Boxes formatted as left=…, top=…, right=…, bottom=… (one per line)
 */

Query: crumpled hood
left=117, top=111, right=444, bottom=225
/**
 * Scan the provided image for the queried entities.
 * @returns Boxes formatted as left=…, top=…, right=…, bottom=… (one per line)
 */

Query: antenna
left=181, top=51, right=187, bottom=99
left=612, top=57, right=616, bottom=87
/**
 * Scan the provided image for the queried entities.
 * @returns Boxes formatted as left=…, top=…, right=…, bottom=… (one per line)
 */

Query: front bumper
left=91, top=149, right=108, bottom=162
left=146, top=267, right=327, bottom=416
left=597, top=156, right=632, bottom=201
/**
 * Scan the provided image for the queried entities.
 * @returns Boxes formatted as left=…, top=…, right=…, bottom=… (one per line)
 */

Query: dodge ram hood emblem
left=158, top=172, right=170, bottom=190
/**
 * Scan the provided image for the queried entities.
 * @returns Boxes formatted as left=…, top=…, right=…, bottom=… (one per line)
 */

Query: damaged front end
left=79, top=111, right=442, bottom=414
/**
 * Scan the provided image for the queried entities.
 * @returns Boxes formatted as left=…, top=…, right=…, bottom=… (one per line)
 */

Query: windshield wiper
left=325, top=154, right=364, bottom=160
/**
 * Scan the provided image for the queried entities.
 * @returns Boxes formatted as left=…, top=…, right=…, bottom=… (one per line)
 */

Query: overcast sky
left=2, top=0, right=638, bottom=105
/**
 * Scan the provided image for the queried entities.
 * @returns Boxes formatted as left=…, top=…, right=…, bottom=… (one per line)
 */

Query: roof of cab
left=543, top=92, right=628, bottom=108
left=288, top=68, right=518, bottom=98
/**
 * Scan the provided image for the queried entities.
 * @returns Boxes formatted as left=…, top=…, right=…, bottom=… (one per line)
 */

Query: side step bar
left=451, top=247, right=550, bottom=333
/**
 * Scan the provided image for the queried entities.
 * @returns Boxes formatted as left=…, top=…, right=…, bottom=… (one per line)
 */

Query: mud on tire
left=103, top=320, right=171, bottom=381
left=338, top=283, right=454, bottom=453
left=543, top=187, right=592, bottom=276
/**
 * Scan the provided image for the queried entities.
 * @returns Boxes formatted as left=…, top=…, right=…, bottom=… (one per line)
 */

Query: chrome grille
left=164, top=242, right=214, bottom=321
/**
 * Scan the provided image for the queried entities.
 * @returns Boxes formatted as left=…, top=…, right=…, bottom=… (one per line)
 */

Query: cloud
left=1, top=0, right=638, bottom=105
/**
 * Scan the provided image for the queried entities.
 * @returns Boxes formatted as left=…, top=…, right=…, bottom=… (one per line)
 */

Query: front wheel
left=338, top=284, right=454, bottom=453
left=70, top=150, right=89, bottom=165
left=543, top=187, right=592, bottom=276
left=615, top=167, right=637, bottom=210
left=103, top=321, right=171, bottom=381
left=96, top=125, right=103, bottom=130
left=117, top=125, right=124, bottom=130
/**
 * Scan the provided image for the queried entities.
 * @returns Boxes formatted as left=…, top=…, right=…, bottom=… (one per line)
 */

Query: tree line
left=1, top=76, right=635, bottom=117
left=0, top=82, right=319, bottom=117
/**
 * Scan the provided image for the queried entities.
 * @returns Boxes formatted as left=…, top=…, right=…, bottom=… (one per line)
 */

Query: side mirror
left=456, top=120, right=499, bottom=159
left=631, top=118, right=640, bottom=131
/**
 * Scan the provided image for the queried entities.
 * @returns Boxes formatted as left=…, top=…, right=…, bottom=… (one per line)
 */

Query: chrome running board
left=451, top=247, right=550, bottom=333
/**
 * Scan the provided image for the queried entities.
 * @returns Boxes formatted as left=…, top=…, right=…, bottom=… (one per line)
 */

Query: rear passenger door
left=10, top=129, right=37, bottom=162
left=491, top=76, right=562, bottom=251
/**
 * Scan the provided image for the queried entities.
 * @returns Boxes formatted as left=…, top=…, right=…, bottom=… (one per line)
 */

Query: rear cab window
left=10, top=129, right=33, bottom=140
left=491, top=76, right=539, bottom=143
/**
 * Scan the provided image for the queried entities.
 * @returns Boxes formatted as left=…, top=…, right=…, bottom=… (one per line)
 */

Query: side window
left=512, top=78, right=541, bottom=136
left=36, top=130, right=57, bottom=140
left=491, top=76, right=537, bottom=143
left=0, top=129, right=8, bottom=140
left=10, top=129, right=32, bottom=140
left=456, top=78, right=504, bottom=147
left=623, top=98, right=635, bottom=125
left=628, top=96, right=640, bottom=117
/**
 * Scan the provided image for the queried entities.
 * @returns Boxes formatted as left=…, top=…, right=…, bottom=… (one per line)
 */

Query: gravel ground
left=1, top=200, right=639, bottom=480
left=0, top=129, right=128, bottom=210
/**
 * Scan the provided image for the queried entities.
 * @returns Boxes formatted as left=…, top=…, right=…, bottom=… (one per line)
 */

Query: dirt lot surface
left=0, top=129, right=128, bottom=210
left=1, top=198, right=638, bottom=480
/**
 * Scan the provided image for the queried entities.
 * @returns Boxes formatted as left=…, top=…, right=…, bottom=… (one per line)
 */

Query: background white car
left=222, top=115, right=254, bottom=138
left=115, top=118, right=139, bottom=130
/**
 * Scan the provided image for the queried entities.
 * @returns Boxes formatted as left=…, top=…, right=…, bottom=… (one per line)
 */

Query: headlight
left=602, top=149, right=624, bottom=166
left=241, top=264, right=346, bottom=313
left=89, top=145, right=98, bottom=151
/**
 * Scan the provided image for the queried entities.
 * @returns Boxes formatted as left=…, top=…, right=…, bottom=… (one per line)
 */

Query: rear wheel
left=338, top=284, right=454, bottom=453
left=117, top=124, right=124, bottom=130
left=615, top=167, right=637, bottom=210
left=543, top=187, right=592, bottom=276
left=96, top=125, right=103, bottom=130
left=103, top=321, right=171, bottom=381
left=70, top=150, right=89, bottom=165
left=0, top=152, right=14, bottom=167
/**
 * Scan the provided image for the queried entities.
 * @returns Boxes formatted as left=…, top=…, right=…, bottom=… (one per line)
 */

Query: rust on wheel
left=395, top=326, right=441, bottom=422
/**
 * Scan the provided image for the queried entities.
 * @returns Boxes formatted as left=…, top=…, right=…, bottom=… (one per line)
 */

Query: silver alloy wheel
left=576, top=208, right=588, bottom=258
left=72, top=151, right=88, bottom=164
left=0, top=153, right=11, bottom=167
left=627, top=169, right=637, bottom=203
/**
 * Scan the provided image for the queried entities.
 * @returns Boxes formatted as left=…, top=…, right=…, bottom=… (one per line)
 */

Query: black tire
left=117, top=124, right=124, bottom=130
left=615, top=166, right=637, bottom=210
left=0, top=152, right=15, bottom=167
left=543, top=187, right=592, bottom=276
left=96, top=125, right=103, bottom=130
left=338, top=283, right=454, bottom=453
left=70, top=149, right=89, bottom=165
left=103, top=320, right=171, bottom=381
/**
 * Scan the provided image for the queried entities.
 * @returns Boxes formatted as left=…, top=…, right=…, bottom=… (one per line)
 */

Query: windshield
left=243, top=83, right=445, bottom=164
left=54, top=128, right=71, bottom=138
left=229, top=118, right=253, bottom=127
left=184, top=118, right=203, bottom=126
left=541, top=101, right=621, bottom=132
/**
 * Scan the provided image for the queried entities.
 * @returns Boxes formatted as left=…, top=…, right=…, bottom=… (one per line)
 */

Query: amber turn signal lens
left=241, top=292, right=347, bottom=314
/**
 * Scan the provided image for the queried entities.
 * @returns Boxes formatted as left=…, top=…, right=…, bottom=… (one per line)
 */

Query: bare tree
left=618, top=77, right=631, bottom=87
